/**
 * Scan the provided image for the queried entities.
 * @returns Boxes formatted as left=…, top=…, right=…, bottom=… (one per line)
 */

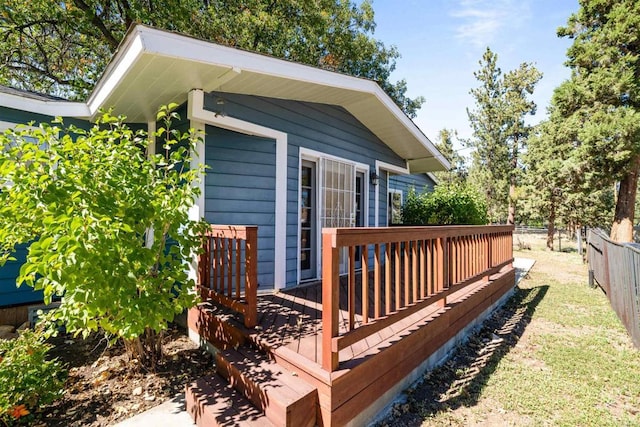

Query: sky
left=369, top=0, right=579, bottom=153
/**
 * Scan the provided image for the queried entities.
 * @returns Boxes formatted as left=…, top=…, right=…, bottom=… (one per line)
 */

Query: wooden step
left=186, top=374, right=275, bottom=427
left=215, top=346, right=318, bottom=427
left=188, top=304, right=247, bottom=349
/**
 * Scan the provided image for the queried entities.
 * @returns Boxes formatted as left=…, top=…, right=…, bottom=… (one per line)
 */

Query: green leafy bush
left=401, top=183, right=487, bottom=225
left=0, top=106, right=208, bottom=367
left=0, top=331, right=66, bottom=425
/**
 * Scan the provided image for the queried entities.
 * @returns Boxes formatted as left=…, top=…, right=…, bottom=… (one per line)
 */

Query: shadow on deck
left=188, top=265, right=516, bottom=426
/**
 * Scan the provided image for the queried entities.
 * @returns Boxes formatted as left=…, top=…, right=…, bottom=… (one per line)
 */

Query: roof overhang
left=87, top=25, right=449, bottom=173
left=2, top=25, right=448, bottom=173
left=0, top=89, right=89, bottom=118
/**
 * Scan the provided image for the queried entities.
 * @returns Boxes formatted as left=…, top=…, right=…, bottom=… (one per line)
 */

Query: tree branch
left=72, top=0, right=120, bottom=50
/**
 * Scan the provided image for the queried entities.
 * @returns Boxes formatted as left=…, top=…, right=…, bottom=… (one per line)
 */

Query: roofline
left=87, top=25, right=449, bottom=170
left=0, top=90, right=90, bottom=118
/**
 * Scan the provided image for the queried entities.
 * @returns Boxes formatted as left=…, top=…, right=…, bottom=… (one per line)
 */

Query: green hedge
left=401, top=183, right=487, bottom=226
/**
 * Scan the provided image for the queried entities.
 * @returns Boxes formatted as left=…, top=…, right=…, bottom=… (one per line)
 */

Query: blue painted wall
left=388, top=173, right=435, bottom=197
left=203, top=126, right=277, bottom=288
left=203, top=92, right=419, bottom=288
left=0, top=106, right=92, bottom=307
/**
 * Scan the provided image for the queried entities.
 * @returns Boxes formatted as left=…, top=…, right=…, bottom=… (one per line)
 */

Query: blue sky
left=369, top=0, right=579, bottom=151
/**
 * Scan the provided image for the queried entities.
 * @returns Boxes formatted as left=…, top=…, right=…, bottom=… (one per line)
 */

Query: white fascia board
left=139, top=26, right=374, bottom=93
left=188, top=89, right=287, bottom=290
left=0, top=92, right=89, bottom=118
left=427, top=172, right=439, bottom=185
left=375, top=160, right=410, bottom=176
left=86, top=30, right=146, bottom=115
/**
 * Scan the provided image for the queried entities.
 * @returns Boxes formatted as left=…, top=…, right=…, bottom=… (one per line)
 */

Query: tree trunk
left=547, top=202, right=556, bottom=251
left=508, top=182, right=515, bottom=225
left=610, top=156, right=640, bottom=242
left=507, top=141, right=518, bottom=225
left=123, top=328, right=164, bottom=370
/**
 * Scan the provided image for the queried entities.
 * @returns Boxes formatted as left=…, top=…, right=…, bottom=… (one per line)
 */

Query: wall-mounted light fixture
left=370, top=171, right=379, bottom=186
left=214, top=97, right=226, bottom=118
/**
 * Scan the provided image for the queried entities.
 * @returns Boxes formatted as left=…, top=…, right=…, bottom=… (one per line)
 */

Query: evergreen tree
left=434, top=128, right=467, bottom=184
left=556, top=0, right=640, bottom=242
left=467, top=48, right=541, bottom=224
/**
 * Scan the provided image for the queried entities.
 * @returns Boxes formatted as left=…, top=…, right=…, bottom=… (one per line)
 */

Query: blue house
left=0, top=26, right=521, bottom=427
left=0, top=24, right=446, bottom=305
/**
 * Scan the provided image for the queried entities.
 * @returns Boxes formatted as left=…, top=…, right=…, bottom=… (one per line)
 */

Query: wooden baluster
left=374, top=243, right=381, bottom=319
left=362, top=245, right=369, bottom=325
left=411, top=241, right=419, bottom=304
left=404, top=241, right=410, bottom=307
left=385, top=243, right=391, bottom=315
left=235, top=237, right=241, bottom=299
left=394, top=242, right=401, bottom=311
left=244, top=227, right=258, bottom=328
left=348, top=246, right=356, bottom=331
left=419, top=240, right=425, bottom=300
left=436, top=237, right=445, bottom=307
left=213, top=235, right=220, bottom=292
left=227, top=238, right=232, bottom=297
left=322, top=232, right=339, bottom=371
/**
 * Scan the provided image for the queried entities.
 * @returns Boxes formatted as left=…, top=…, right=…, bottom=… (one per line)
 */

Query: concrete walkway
left=113, top=395, right=194, bottom=427
left=115, top=257, right=536, bottom=427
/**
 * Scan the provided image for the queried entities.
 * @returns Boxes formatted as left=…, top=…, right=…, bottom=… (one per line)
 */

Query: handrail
left=321, top=225, right=514, bottom=371
left=198, top=224, right=258, bottom=328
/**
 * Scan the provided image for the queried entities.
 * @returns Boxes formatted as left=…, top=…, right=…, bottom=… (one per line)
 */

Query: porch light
left=370, top=171, right=379, bottom=186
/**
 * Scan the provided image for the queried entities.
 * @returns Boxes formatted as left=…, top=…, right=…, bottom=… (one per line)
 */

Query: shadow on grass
left=379, top=283, right=549, bottom=426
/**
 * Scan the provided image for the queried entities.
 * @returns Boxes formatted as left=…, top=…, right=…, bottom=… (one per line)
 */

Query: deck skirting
left=187, top=266, right=516, bottom=426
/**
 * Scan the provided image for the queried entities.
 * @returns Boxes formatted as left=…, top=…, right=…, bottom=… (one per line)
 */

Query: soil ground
left=35, top=326, right=214, bottom=427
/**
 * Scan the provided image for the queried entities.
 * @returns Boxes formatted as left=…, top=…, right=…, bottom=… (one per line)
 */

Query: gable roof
left=1, top=25, right=449, bottom=173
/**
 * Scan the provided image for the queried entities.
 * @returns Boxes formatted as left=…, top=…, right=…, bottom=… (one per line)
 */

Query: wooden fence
left=321, top=225, right=514, bottom=371
left=587, top=229, right=640, bottom=348
left=198, top=225, right=258, bottom=328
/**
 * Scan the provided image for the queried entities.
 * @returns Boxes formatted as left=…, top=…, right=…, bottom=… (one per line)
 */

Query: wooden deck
left=187, top=225, right=516, bottom=426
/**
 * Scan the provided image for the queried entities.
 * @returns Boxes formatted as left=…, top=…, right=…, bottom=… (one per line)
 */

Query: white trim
left=300, top=147, right=369, bottom=172
left=84, top=25, right=449, bottom=171
left=375, top=159, right=410, bottom=176
left=374, top=160, right=410, bottom=227
left=298, top=148, right=370, bottom=281
left=187, top=89, right=288, bottom=290
left=427, top=172, right=439, bottom=185
left=387, top=188, right=403, bottom=226
left=145, top=120, right=156, bottom=249
left=0, top=93, right=89, bottom=118
left=0, top=121, right=38, bottom=131
left=86, top=34, right=146, bottom=114
left=188, top=117, right=206, bottom=286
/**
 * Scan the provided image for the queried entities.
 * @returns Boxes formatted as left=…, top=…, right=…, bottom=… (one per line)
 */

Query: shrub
left=401, top=182, right=487, bottom=225
left=0, top=330, right=66, bottom=425
left=0, top=106, right=208, bottom=368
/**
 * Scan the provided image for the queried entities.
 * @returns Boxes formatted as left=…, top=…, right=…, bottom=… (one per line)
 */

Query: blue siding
left=0, top=106, right=91, bottom=307
left=389, top=173, right=435, bottom=199
left=203, top=125, right=277, bottom=287
left=203, top=93, right=411, bottom=288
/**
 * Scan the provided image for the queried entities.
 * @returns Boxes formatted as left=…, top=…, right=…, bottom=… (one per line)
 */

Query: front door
left=300, top=161, right=316, bottom=280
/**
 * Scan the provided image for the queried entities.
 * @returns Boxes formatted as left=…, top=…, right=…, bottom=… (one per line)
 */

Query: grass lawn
left=379, top=234, right=640, bottom=426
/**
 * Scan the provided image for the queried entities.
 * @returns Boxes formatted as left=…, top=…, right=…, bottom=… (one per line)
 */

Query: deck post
left=244, top=227, right=258, bottom=328
left=322, top=231, right=340, bottom=372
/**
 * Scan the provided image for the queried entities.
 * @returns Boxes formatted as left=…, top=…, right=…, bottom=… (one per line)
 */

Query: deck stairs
left=186, top=302, right=318, bottom=427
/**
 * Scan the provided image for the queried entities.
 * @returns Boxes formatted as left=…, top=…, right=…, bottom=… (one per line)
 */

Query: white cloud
left=451, top=0, right=531, bottom=48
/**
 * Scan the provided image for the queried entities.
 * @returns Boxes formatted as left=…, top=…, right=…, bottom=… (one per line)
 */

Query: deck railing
left=587, top=229, right=640, bottom=348
left=198, top=225, right=258, bottom=328
left=321, top=225, right=514, bottom=371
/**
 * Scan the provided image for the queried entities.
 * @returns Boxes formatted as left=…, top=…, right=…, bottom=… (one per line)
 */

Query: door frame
left=297, top=148, right=369, bottom=284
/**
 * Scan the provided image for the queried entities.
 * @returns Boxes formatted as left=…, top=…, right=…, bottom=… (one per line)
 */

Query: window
left=388, top=189, right=403, bottom=225
left=320, top=157, right=356, bottom=228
